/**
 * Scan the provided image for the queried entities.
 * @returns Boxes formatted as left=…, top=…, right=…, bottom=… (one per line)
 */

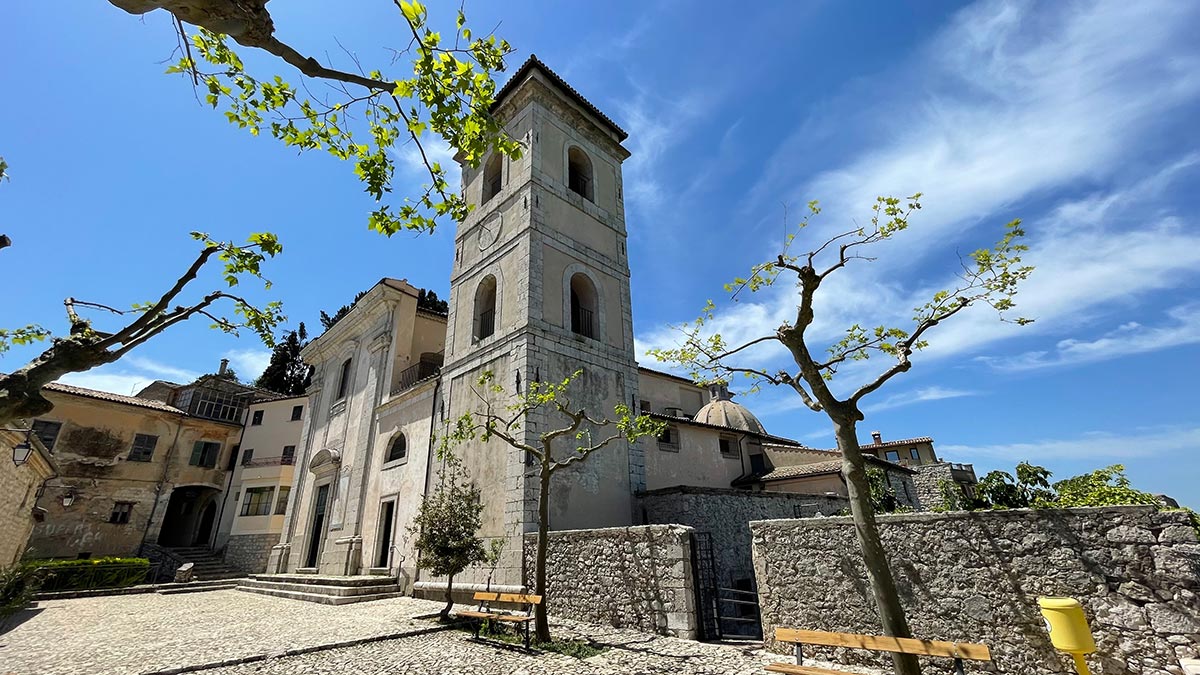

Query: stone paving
left=0, top=590, right=881, bottom=675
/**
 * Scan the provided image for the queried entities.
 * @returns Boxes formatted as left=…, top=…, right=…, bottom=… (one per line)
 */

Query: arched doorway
left=158, top=485, right=222, bottom=548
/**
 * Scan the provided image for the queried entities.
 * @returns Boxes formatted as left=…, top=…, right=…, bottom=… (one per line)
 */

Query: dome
left=693, top=382, right=767, bottom=435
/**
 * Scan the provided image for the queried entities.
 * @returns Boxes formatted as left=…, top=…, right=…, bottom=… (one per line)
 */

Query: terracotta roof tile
left=44, top=382, right=186, bottom=415
left=493, top=55, right=628, bottom=141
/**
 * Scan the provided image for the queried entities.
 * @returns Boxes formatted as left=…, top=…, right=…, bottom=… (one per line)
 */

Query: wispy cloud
left=940, top=426, right=1200, bottom=461
left=979, top=304, right=1200, bottom=371
left=58, top=357, right=200, bottom=396
left=637, top=0, right=1200, bottom=392
left=863, top=386, right=979, bottom=414
left=223, top=348, right=271, bottom=381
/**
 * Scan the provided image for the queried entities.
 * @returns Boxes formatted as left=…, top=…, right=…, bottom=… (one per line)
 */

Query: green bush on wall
left=26, top=557, right=151, bottom=591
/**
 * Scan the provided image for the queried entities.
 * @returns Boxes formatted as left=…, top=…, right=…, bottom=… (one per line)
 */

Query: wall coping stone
left=750, top=505, right=1173, bottom=530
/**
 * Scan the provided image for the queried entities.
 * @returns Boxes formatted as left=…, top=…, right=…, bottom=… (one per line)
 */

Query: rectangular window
left=128, top=433, right=158, bottom=462
left=240, top=487, right=275, bottom=516
left=290, top=405, right=303, bottom=421
left=109, top=502, right=134, bottom=524
left=719, top=436, right=739, bottom=457
left=31, top=420, right=63, bottom=451
left=639, top=400, right=651, bottom=413
left=282, top=445, right=296, bottom=465
left=189, top=441, right=222, bottom=468
left=275, top=486, right=291, bottom=515
left=241, top=448, right=255, bottom=466
left=251, top=410, right=264, bottom=426
left=885, top=450, right=901, bottom=462
left=657, top=426, right=678, bottom=450
left=909, top=447, right=920, bottom=460
left=337, top=359, right=353, bottom=400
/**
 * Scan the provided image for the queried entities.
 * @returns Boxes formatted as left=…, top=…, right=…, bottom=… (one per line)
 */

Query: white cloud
left=863, top=386, right=979, bottom=414
left=940, top=426, right=1200, bottom=461
left=637, top=0, right=1200, bottom=388
left=979, top=304, right=1200, bottom=371
left=223, top=348, right=271, bottom=381
left=57, top=357, right=200, bottom=396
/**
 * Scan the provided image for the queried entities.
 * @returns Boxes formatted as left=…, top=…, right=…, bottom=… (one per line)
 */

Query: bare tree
left=0, top=232, right=283, bottom=425
left=652, top=195, right=1033, bottom=675
left=444, top=370, right=663, bottom=643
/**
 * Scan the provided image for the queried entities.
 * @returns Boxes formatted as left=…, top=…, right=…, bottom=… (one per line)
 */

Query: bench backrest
left=471, top=591, right=543, bottom=606
left=776, top=628, right=991, bottom=661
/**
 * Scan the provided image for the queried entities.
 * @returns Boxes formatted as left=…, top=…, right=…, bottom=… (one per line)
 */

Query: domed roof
left=693, top=382, right=767, bottom=435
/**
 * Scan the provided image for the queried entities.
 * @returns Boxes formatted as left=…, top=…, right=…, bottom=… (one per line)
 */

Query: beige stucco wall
left=0, top=430, right=56, bottom=565
left=637, top=370, right=707, bottom=415
left=24, top=392, right=241, bottom=559
left=763, top=473, right=848, bottom=496
left=217, top=396, right=305, bottom=546
left=642, top=424, right=747, bottom=491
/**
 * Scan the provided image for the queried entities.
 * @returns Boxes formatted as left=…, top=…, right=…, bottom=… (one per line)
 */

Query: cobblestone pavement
left=0, top=590, right=438, bottom=675
left=0, top=590, right=882, bottom=675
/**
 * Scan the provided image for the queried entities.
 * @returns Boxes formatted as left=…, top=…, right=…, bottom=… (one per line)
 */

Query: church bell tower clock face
left=477, top=213, right=501, bottom=250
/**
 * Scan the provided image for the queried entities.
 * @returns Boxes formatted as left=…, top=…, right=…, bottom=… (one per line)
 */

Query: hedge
left=26, top=557, right=152, bottom=591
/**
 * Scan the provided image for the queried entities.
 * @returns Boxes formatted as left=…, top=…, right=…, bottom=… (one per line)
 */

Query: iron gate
left=690, top=531, right=721, bottom=640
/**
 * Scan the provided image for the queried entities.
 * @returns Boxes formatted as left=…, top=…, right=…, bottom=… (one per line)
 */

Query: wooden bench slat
left=489, top=615, right=535, bottom=623
left=775, top=628, right=991, bottom=661
left=765, top=664, right=844, bottom=675
left=456, top=611, right=495, bottom=619
left=471, top=592, right=543, bottom=605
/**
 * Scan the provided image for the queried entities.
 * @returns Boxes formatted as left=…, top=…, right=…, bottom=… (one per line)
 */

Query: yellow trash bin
left=1038, top=597, right=1096, bottom=674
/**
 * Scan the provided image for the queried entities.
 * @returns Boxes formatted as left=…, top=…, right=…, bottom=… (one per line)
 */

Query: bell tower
left=441, top=56, right=640, bottom=582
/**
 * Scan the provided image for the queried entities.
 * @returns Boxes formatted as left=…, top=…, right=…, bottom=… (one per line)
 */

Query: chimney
left=218, top=358, right=229, bottom=375
left=871, top=431, right=882, bottom=445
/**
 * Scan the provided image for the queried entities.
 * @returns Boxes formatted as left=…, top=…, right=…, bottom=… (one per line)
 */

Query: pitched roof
left=637, top=365, right=700, bottom=387
left=853, top=436, right=935, bottom=451
left=492, top=54, right=628, bottom=141
left=741, top=455, right=915, bottom=484
left=646, top=411, right=804, bottom=447
left=44, top=382, right=186, bottom=415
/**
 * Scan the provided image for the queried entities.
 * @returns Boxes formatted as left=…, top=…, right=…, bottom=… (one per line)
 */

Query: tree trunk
left=533, top=464, right=551, bottom=643
left=440, top=572, right=454, bottom=621
left=0, top=333, right=115, bottom=426
left=834, top=417, right=921, bottom=675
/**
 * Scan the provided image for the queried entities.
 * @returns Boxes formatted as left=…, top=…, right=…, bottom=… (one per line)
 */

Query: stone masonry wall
left=640, top=487, right=847, bottom=586
left=523, top=524, right=698, bottom=639
left=223, top=533, right=278, bottom=574
left=751, top=506, right=1200, bottom=675
left=912, top=462, right=956, bottom=510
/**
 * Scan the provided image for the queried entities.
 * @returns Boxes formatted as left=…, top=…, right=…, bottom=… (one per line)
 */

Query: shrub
left=26, top=557, right=151, bottom=591
left=0, top=563, right=41, bottom=629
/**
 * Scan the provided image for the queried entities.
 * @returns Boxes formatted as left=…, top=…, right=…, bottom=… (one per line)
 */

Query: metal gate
left=716, top=580, right=762, bottom=639
left=690, top=531, right=721, bottom=640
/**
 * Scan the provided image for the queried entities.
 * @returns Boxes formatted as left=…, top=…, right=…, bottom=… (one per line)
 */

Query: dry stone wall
left=751, top=506, right=1200, bottom=675
left=640, top=486, right=847, bottom=585
left=523, top=524, right=698, bottom=639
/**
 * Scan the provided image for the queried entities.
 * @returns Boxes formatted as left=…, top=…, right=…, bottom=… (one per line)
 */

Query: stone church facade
left=263, top=57, right=943, bottom=592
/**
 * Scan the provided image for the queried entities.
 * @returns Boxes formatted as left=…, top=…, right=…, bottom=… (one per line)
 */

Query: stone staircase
left=165, top=546, right=245, bottom=581
left=236, top=574, right=404, bottom=605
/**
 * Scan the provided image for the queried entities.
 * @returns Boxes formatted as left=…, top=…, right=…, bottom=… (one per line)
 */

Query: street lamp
left=62, top=489, right=76, bottom=508
left=3, top=428, right=34, bottom=466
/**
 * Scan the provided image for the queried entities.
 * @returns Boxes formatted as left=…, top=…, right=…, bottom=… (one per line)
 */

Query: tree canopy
left=255, top=323, right=312, bottom=395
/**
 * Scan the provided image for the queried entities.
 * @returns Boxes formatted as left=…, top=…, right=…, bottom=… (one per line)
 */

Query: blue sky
left=2, top=1, right=1197, bottom=507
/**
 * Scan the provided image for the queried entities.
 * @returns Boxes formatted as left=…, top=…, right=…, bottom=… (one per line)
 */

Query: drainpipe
left=140, top=418, right=185, bottom=550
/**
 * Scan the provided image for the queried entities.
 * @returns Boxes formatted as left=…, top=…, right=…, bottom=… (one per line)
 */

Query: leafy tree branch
left=0, top=232, right=284, bottom=425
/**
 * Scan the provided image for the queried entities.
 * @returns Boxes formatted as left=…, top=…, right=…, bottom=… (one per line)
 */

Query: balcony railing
left=477, top=309, right=495, bottom=339
left=391, top=360, right=441, bottom=397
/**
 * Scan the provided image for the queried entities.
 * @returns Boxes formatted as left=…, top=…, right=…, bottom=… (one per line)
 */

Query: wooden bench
left=767, top=627, right=992, bottom=675
left=454, top=591, right=543, bottom=648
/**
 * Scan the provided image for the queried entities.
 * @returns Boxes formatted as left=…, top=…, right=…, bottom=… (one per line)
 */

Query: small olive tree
left=409, top=454, right=488, bottom=621
left=444, top=369, right=663, bottom=643
left=652, top=195, right=1033, bottom=675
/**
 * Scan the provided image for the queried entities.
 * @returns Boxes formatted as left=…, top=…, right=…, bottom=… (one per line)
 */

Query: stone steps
left=236, top=573, right=404, bottom=605
left=239, top=578, right=401, bottom=597
left=157, top=582, right=240, bottom=595
left=164, top=546, right=244, bottom=580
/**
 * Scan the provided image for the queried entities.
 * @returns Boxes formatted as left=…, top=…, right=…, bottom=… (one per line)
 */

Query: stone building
left=248, top=59, right=963, bottom=611
left=214, top=394, right=306, bottom=573
left=22, top=381, right=245, bottom=559
left=0, top=427, right=56, bottom=565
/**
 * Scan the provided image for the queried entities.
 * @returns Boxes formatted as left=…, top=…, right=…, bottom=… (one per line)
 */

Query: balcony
left=242, top=455, right=295, bottom=468
left=950, top=462, right=977, bottom=483
left=571, top=306, right=594, bottom=339
left=390, top=359, right=441, bottom=397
